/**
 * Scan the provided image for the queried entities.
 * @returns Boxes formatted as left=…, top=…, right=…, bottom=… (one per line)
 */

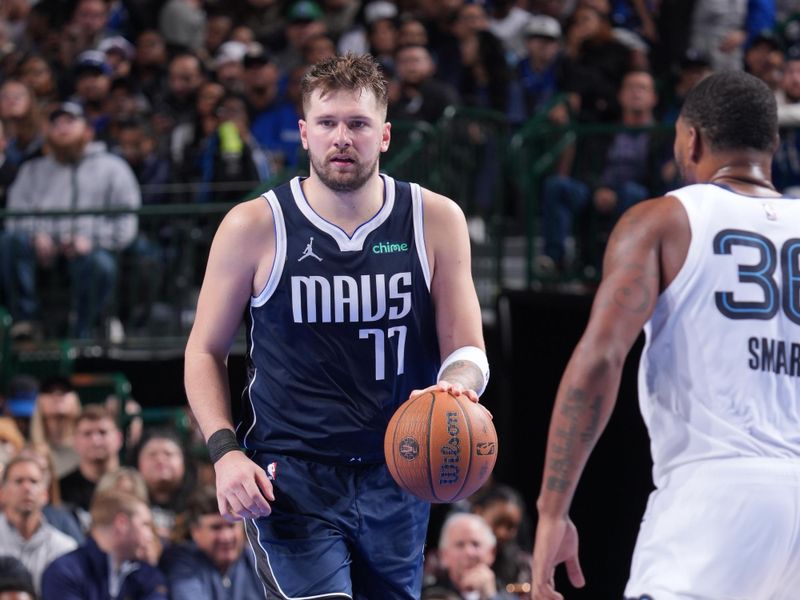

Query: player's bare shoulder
left=211, top=195, right=277, bottom=296
left=418, top=188, right=470, bottom=274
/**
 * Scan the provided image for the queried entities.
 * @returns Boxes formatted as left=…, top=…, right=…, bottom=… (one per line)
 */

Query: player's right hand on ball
left=215, top=451, right=275, bottom=521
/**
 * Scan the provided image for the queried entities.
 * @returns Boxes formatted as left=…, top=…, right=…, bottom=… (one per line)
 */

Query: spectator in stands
left=169, top=80, right=225, bottom=200
left=204, top=11, right=234, bottom=62
left=397, top=17, right=428, bottom=47
left=471, top=485, right=531, bottom=588
left=29, top=376, right=81, bottom=479
left=0, top=80, right=44, bottom=168
left=745, top=30, right=785, bottom=91
left=776, top=46, right=800, bottom=126
left=422, top=513, right=515, bottom=600
left=115, top=118, right=171, bottom=205
left=212, top=41, right=248, bottom=95
left=249, top=64, right=305, bottom=173
left=538, top=69, right=668, bottom=273
left=0, top=417, right=26, bottom=469
left=196, top=92, right=269, bottom=202
left=276, top=1, right=329, bottom=73
left=0, top=120, right=17, bottom=210
left=41, top=491, right=168, bottom=600
left=0, top=456, right=77, bottom=594
left=365, top=2, right=399, bottom=75
left=159, top=485, right=261, bottom=600
left=159, top=52, right=205, bottom=132
left=98, top=36, right=136, bottom=80
left=441, top=2, right=510, bottom=112
left=244, top=48, right=282, bottom=142
left=320, top=0, right=359, bottom=40
left=659, top=50, right=713, bottom=124
left=301, top=33, right=336, bottom=67
left=773, top=47, right=800, bottom=194
left=158, top=0, right=206, bottom=53
left=0, top=556, right=36, bottom=600
left=515, top=15, right=564, bottom=116
left=132, top=30, right=169, bottom=105
left=16, top=54, right=59, bottom=109
left=2, top=101, right=140, bottom=338
left=69, top=50, right=114, bottom=138
left=389, top=44, right=459, bottom=124
left=70, top=0, right=112, bottom=50
left=59, top=405, right=122, bottom=525
left=15, top=445, right=85, bottom=543
left=559, top=4, right=633, bottom=123
left=134, top=429, right=194, bottom=538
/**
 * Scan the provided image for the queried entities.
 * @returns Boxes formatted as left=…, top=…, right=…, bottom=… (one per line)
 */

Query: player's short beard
left=309, top=150, right=380, bottom=193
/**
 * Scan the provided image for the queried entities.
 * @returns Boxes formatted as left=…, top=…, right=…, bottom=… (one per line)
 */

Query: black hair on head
left=680, top=70, right=777, bottom=153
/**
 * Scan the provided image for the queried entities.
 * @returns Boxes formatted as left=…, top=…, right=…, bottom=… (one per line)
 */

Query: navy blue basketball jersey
left=237, top=174, right=441, bottom=463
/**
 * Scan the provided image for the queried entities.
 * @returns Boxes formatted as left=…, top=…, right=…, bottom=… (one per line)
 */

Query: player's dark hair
left=680, top=70, right=777, bottom=153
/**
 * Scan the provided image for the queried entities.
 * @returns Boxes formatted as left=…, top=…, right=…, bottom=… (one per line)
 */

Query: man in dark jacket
left=41, top=490, right=167, bottom=600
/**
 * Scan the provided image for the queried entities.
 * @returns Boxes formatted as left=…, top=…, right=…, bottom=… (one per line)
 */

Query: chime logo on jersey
left=372, top=241, right=409, bottom=254
left=290, top=272, right=413, bottom=323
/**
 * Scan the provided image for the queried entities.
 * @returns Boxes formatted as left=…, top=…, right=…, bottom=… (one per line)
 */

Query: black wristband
left=207, top=429, right=242, bottom=463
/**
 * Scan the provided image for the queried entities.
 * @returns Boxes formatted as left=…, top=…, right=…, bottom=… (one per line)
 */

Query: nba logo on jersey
left=266, top=461, right=278, bottom=481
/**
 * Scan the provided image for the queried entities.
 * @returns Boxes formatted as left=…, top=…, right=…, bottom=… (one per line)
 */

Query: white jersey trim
left=656, top=187, right=705, bottom=302
left=411, top=183, right=432, bottom=290
left=289, top=174, right=396, bottom=252
left=252, top=191, right=287, bottom=308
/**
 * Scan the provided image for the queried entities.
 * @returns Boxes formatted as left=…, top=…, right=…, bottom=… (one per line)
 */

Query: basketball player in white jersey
left=531, top=70, right=800, bottom=599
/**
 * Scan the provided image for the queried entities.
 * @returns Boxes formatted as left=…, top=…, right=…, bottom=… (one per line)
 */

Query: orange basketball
left=384, top=390, right=498, bottom=503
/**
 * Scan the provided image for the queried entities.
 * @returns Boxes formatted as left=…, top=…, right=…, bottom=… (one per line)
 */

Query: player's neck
left=706, top=161, right=780, bottom=197
left=301, top=173, right=385, bottom=236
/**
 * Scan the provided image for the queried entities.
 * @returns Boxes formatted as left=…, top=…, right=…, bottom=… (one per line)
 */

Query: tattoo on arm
left=545, top=387, right=604, bottom=494
left=439, top=359, right=484, bottom=392
left=608, top=263, right=657, bottom=314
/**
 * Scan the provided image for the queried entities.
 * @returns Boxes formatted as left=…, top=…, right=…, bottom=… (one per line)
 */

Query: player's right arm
left=531, top=196, right=688, bottom=599
left=184, top=199, right=276, bottom=521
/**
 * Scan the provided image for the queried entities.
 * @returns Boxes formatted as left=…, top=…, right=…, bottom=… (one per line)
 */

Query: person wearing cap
left=339, top=1, right=398, bottom=57
left=745, top=30, right=785, bottom=91
left=275, top=0, right=328, bottom=73
left=514, top=15, right=564, bottom=116
left=1, top=99, right=141, bottom=339
left=212, top=41, right=248, bottom=94
left=0, top=556, right=36, bottom=600
left=776, top=45, right=800, bottom=126
left=71, top=50, right=113, bottom=138
left=98, top=36, right=136, bottom=80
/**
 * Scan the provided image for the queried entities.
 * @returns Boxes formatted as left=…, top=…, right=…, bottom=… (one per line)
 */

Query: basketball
left=384, top=390, right=498, bottom=503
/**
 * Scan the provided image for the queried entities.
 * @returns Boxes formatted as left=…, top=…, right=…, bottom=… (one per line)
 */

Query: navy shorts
left=244, top=453, right=430, bottom=600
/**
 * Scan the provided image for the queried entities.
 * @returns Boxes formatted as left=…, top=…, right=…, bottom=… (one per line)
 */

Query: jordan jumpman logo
left=298, top=236, right=323, bottom=262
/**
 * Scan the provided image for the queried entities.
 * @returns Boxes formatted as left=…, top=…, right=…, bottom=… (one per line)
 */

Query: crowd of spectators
left=0, top=374, right=535, bottom=599
left=0, top=0, right=799, bottom=333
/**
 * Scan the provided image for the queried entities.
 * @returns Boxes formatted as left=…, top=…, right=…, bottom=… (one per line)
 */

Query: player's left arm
left=531, top=197, right=680, bottom=599
left=418, top=188, right=487, bottom=401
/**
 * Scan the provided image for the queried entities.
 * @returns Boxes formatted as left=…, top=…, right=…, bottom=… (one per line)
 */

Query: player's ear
left=299, top=119, right=309, bottom=150
left=688, top=125, right=702, bottom=164
left=380, top=121, right=391, bottom=153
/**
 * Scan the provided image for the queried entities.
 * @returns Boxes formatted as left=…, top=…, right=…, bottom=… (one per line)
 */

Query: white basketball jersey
left=639, top=183, right=800, bottom=487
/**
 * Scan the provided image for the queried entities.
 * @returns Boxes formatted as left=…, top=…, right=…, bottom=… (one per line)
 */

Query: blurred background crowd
left=1, top=0, right=800, bottom=598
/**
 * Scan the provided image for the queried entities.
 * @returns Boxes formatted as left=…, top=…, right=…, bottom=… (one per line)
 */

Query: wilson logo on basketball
left=399, top=437, right=419, bottom=460
left=476, top=442, right=496, bottom=456
left=439, top=411, right=461, bottom=485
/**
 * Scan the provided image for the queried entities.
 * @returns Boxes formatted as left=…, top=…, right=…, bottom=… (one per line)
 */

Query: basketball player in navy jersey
left=185, top=54, right=489, bottom=599
left=531, top=71, right=800, bottom=599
